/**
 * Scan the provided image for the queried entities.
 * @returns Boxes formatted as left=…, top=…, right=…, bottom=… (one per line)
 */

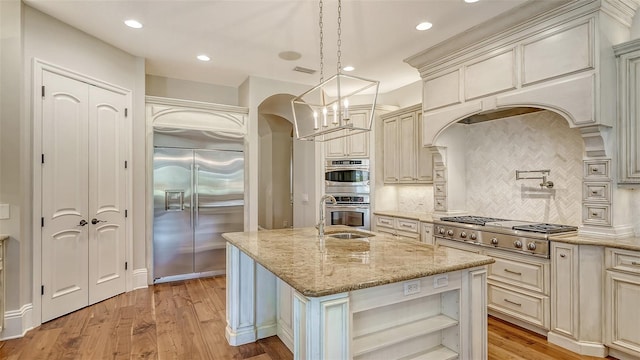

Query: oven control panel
left=434, top=225, right=550, bottom=258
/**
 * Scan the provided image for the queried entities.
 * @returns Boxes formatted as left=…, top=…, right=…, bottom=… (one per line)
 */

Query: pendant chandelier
left=291, top=0, right=380, bottom=142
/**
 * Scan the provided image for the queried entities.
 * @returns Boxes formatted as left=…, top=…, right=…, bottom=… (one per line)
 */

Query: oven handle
left=326, top=205, right=370, bottom=210
left=325, top=166, right=370, bottom=172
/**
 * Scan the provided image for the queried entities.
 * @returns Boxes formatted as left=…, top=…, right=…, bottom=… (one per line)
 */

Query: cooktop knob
left=460, top=231, right=467, bottom=238
left=491, top=237, right=498, bottom=245
left=527, top=242, right=537, bottom=250
left=470, top=233, right=477, bottom=240
left=439, top=228, right=445, bottom=235
left=447, top=230, right=454, bottom=236
left=514, top=240, right=523, bottom=248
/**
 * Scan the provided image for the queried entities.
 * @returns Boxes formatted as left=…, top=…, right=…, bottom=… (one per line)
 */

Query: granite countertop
left=222, top=226, right=494, bottom=297
left=373, top=210, right=436, bottom=223
left=550, top=233, right=640, bottom=252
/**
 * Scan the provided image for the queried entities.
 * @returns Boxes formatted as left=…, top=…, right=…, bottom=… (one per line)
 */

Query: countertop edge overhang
left=223, top=227, right=494, bottom=298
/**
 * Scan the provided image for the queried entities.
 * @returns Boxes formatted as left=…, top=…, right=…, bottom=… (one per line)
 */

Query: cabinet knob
left=560, top=254, right=566, bottom=258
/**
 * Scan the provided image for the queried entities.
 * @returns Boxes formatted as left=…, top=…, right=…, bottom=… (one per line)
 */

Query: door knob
left=78, top=219, right=88, bottom=227
left=91, top=218, right=105, bottom=225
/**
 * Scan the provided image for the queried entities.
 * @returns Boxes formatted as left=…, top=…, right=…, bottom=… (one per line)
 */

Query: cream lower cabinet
left=548, top=243, right=606, bottom=357
left=374, top=215, right=420, bottom=241
left=421, top=222, right=434, bottom=245
left=436, top=239, right=550, bottom=335
left=605, top=248, right=640, bottom=359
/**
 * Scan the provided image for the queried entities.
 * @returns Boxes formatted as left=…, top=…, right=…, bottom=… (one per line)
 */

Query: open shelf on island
left=353, top=314, right=458, bottom=357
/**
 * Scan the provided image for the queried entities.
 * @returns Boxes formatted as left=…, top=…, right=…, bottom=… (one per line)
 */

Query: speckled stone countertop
left=373, top=210, right=435, bottom=222
left=550, top=233, right=640, bottom=252
left=222, top=226, right=494, bottom=297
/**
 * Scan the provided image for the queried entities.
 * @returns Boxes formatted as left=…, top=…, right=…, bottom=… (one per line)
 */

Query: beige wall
left=146, top=74, right=238, bottom=105
left=0, top=0, right=25, bottom=322
left=0, top=4, right=146, bottom=336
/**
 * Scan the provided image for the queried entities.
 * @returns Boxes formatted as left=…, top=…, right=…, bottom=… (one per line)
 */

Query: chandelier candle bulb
left=344, top=98, right=349, bottom=120
left=332, top=103, right=338, bottom=124
left=313, top=111, right=319, bottom=130
left=322, top=106, right=328, bottom=127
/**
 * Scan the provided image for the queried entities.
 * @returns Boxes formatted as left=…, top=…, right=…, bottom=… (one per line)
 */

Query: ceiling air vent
left=293, top=66, right=316, bottom=75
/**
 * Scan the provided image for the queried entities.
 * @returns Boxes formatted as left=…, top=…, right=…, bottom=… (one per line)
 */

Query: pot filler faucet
left=317, top=194, right=337, bottom=237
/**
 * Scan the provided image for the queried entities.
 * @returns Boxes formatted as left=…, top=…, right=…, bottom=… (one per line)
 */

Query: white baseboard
left=547, top=331, right=608, bottom=358
left=133, top=268, right=149, bottom=290
left=1, top=303, right=34, bottom=340
left=277, top=324, right=294, bottom=352
left=608, top=348, right=640, bottom=360
left=226, top=324, right=257, bottom=346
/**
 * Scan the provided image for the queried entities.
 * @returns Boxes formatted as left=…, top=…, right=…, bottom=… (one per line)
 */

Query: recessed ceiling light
left=465, top=0, right=480, bottom=3
left=416, top=22, right=433, bottom=31
left=124, top=19, right=143, bottom=29
left=279, top=51, right=302, bottom=61
left=197, top=55, right=211, bottom=62
left=343, top=66, right=355, bottom=72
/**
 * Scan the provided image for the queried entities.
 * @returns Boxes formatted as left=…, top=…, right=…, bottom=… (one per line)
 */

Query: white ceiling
left=25, top=0, right=558, bottom=94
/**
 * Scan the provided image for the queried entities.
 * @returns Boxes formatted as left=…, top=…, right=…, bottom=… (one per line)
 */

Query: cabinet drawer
left=396, top=218, right=418, bottom=233
left=488, top=283, right=550, bottom=329
left=583, top=182, right=611, bottom=202
left=606, top=248, right=640, bottom=274
left=584, top=159, right=610, bottom=179
left=396, top=230, right=420, bottom=241
left=488, top=253, right=548, bottom=294
left=434, top=197, right=447, bottom=212
left=433, top=168, right=446, bottom=182
left=434, top=183, right=446, bottom=197
left=375, top=216, right=395, bottom=229
left=582, top=203, right=611, bottom=225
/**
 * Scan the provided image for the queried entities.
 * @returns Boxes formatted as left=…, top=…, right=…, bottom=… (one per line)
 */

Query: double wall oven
left=324, top=159, right=371, bottom=230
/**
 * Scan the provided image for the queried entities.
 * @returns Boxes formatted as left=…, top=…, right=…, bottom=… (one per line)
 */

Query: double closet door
left=40, top=70, right=128, bottom=322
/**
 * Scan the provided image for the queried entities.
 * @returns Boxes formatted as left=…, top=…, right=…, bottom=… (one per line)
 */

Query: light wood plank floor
left=0, top=276, right=617, bottom=360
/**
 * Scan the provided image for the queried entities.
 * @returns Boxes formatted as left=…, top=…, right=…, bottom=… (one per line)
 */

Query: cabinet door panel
left=606, top=271, right=640, bottom=356
left=347, top=112, right=369, bottom=157
left=416, top=112, right=433, bottom=183
left=551, top=243, right=578, bottom=339
left=383, top=118, right=398, bottom=183
left=398, top=113, right=417, bottom=182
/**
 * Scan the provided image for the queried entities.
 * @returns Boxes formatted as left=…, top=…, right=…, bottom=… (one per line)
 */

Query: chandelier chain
left=318, top=0, right=324, bottom=83
left=337, top=0, right=342, bottom=73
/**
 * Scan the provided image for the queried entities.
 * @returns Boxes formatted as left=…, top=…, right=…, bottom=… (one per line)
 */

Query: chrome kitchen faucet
left=316, top=194, right=337, bottom=237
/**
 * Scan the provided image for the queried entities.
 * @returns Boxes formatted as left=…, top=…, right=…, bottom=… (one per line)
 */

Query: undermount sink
left=326, top=232, right=373, bottom=239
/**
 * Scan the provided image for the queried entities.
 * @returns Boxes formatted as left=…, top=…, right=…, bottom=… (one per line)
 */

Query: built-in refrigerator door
left=153, top=147, right=194, bottom=278
left=194, top=149, right=244, bottom=273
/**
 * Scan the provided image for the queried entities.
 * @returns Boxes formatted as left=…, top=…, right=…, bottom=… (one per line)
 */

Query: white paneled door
left=41, top=70, right=128, bottom=322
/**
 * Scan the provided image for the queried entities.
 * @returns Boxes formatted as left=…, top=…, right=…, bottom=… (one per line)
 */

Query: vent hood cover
left=458, top=107, right=545, bottom=124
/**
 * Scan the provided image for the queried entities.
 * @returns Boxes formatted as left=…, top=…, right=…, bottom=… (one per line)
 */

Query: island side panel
left=293, top=291, right=350, bottom=360
left=256, top=263, right=278, bottom=339
left=462, top=267, right=489, bottom=360
left=226, top=243, right=257, bottom=345
left=226, top=243, right=280, bottom=346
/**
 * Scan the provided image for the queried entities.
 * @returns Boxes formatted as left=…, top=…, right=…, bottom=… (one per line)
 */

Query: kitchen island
left=222, top=227, right=494, bottom=360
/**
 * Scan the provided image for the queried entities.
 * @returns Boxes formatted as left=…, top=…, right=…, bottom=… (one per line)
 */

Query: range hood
left=458, top=107, right=545, bottom=125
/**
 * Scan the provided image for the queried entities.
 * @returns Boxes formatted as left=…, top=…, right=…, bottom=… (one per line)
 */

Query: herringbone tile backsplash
left=464, top=111, right=583, bottom=225
left=394, top=111, right=583, bottom=225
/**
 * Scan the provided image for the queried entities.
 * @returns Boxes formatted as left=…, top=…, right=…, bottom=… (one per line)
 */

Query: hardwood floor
left=0, top=276, right=617, bottom=360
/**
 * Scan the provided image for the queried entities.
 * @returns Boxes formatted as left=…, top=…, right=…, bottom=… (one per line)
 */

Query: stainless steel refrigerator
left=153, top=142, right=244, bottom=281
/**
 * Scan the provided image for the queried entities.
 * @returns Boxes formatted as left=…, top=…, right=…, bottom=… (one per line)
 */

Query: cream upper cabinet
left=325, top=110, right=369, bottom=158
left=614, top=39, right=640, bottom=185
left=381, top=104, right=433, bottom=184
left=382, top=117, right=399, bottom=183
left=398, top=112, right=417, bottom=182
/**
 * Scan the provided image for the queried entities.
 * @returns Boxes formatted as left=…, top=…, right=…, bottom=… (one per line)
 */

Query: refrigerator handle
left=190, top=164, right=194, bottom=229
left=194, top=164, right=200, bottom=228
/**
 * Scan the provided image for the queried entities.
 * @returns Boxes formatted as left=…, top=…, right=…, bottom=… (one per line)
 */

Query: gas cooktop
left=439, top=215, right=577, bottom=235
